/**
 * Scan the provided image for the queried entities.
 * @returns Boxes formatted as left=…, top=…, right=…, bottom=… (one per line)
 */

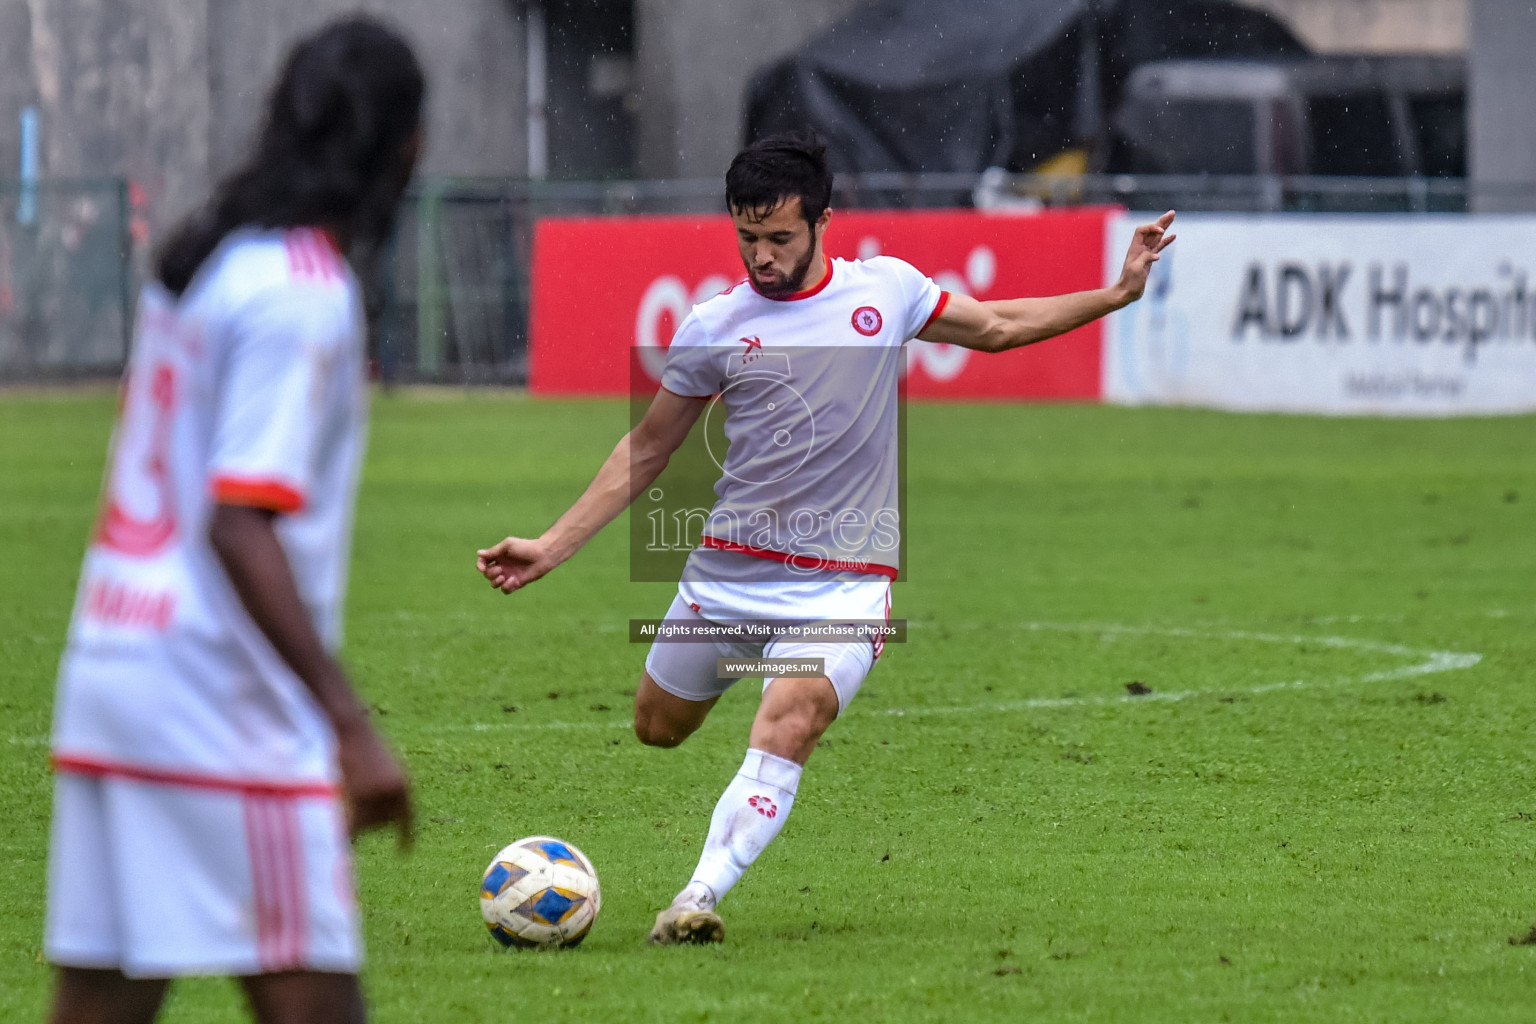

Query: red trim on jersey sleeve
left=920, top=290, right=952, bottom=334
left=750, top=257, right=834, bottom=302
left=211, top=475, right=307, bottom=514
left=700, top=534, right=899, bottom=580
left=51, top=754, right=339, bottom=798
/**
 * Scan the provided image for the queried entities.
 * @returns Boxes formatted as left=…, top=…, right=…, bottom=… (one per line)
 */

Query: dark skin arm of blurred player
left=478, top=386, right=707, bottom=593
left=209, top=503, right=412, bottom=848
left=920, top=210, right=1176, bottom=352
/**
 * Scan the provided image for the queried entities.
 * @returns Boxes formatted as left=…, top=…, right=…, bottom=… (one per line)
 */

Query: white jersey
left=51, top=227, right=366, bottom=790
left=660, top=255, right=947, bottom=621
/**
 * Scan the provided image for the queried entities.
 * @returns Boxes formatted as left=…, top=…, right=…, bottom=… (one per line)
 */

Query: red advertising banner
left=530, top=207, right=1114, bottom=399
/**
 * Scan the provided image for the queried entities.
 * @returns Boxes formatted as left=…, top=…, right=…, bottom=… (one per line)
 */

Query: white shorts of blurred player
left=45, top=768, right=361, bottom=979
left=643, top=593, right=882, bottom=714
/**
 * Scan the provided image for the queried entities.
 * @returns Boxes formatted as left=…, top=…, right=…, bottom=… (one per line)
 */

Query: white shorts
left=45, top=769, right=361, bottom=979
left=643, top=594, right=878, bottom=713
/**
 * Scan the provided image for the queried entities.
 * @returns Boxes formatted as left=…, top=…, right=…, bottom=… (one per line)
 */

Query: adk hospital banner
left=1104, top=213, right=1536, bottom=416
left=531, top=208, right=1536, bottom=416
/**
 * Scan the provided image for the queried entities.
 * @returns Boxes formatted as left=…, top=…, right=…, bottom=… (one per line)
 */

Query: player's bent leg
left=649, top=741, right=806, bottom=946
left=653, top=674, right=837, bottom=947
left=633, top=671, right=718, bottom=748
left=750, top=637, right=875, bottom=763
left=748, top=675, right=841, bottom=765
left=636, top=594, right=743, bottom=748
left=49, top=968, right=169, bottom=1024
left=652, top=640, right=878, bottom=945
left=240, top=970, right=365, bottom=1024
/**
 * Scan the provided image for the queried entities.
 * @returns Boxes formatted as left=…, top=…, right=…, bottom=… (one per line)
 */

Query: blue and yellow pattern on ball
left=477, top=835, right=602, bottom=949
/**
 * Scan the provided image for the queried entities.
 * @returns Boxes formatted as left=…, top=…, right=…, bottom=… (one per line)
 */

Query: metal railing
left=0, top=178, right=133, bottom=380
left=972, top=171, right=1536, bottom=214
left=383, top=172, right=1536, bottom=387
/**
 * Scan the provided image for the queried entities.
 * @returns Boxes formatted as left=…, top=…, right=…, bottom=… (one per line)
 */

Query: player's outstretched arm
left=209, top=504, right=413, bottom=847
left=919, top=210, right=1176, bottom=353
left=477, top=387, right=707, bottom=594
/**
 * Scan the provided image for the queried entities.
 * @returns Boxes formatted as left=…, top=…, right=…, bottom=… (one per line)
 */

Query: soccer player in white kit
left=44, top=19, right=422, bottom=1024
left=477, top=134, right=1175, bottom=944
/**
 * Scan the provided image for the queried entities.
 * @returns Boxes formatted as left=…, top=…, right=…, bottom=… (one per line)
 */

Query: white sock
left=678, top=748, right=802, bottom=910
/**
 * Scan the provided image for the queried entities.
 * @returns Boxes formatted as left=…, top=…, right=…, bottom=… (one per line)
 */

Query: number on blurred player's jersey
left=96, top=361, right=178, bottom=557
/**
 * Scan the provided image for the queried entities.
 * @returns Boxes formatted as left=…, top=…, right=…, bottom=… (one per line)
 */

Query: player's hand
left=335, top=715, right=413, bottom=851
left=1114, top=210, right=1176, bottom=305
left=477, top=536, right=560, bottom=594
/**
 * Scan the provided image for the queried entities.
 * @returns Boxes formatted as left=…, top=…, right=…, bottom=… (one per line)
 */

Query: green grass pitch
left=3, top=392, right=1535, bottom=1022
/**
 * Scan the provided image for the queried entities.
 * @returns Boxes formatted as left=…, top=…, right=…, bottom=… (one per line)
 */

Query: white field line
left=405, top=620, right=1482, bottom=734
left=6, top=622, right=1479, bottom=744
left=877, top=621, right=1480, bottom=718
left=1303, top=607, right=1533, bottom=624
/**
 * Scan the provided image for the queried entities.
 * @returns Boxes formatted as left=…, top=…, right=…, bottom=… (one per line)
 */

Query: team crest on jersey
left=851, top=306, right=883, bottom=336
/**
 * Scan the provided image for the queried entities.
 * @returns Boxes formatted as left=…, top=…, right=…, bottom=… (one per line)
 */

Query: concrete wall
left=0, top=0, right=523, bottom=236
left=11, top=0, right=212, bottom=227
left=1238, top=0, right=1467, bottom=53
left=1469, top=0, right=1536, bottom=209
left=633, top=0, right=865, bottom=179
left=1, top=0, right=1509, bottom=221
left=207, top=0, right=524, bottom=184
left=0, top=2, right=39, bottom=185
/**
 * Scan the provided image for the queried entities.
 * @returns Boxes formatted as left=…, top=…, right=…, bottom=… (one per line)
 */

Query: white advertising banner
left=1103, top=213, right=1536, bottom=415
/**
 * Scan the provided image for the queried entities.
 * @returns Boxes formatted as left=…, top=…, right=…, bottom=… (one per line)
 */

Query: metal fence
left=0, top=179, right=133, bottom=380
left=5, top=174, right=1536, bottom=384
left=973, top=171, right=1503, bottom=213
left=380, top=173, right=1536, bottom=387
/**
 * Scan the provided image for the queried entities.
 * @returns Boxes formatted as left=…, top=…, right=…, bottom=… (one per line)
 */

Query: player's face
left=732, top=197, right=829, bottom=298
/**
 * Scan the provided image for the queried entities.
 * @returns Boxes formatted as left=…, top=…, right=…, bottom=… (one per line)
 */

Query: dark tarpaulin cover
left=745, top=0, right=1306, bottom=173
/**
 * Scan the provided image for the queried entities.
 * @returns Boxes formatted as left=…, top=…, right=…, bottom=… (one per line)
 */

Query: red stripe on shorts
left=245, top=795, right=310, bottom=971
left=244, top=798, right=280, bottom=970
left=279, top=800, right=309, bottom=967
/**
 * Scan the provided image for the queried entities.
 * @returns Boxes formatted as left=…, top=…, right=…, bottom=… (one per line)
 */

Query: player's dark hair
left=155, top=16, right=425, bottom=296
left=726, top=132, right=833, bottom=227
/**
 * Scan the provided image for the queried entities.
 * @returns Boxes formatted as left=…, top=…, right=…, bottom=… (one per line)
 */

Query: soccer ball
left=479, top=835, right=602, bottom=949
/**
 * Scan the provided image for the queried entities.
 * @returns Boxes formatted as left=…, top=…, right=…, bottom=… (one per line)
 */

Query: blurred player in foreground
left=45, top=17, right=422, bottom=1024
left=478, top=134, right=1175, bottom=944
